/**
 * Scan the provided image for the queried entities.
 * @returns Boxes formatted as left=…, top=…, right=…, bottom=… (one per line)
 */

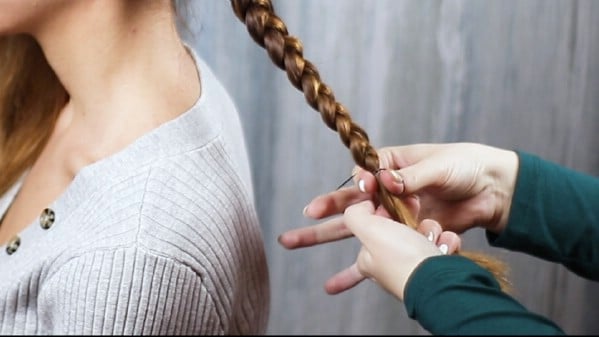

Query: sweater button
left=6, top=236, right=20, bottom=255
left=40, top=208, right=55, bottom=229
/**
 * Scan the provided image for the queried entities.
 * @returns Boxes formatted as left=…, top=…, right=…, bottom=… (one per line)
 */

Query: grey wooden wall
left=184, top=0, right=599, bottom=334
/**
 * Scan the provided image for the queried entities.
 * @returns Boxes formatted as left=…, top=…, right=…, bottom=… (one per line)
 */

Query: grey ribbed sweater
left=0, top=50, right=270, bottom=335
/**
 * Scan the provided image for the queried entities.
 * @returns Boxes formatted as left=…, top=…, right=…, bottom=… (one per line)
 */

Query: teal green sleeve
left=487, top=151, right=599, bottom=279
left=404, top=255, right=565, bottom=335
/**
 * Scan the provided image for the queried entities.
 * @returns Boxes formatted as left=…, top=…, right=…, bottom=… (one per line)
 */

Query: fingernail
left=439, top=244, right=448, bottom=255
left=358, top=179, right=366, bottom=193
left=427, top=231, right=434, bottom=242
left=389, top=170, right=403, bottom=183
left=302, top=205, right=309, bottom=216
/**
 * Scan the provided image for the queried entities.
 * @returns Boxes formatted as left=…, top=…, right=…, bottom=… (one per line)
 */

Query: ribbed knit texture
left=0, top=48, right=270, bottom=335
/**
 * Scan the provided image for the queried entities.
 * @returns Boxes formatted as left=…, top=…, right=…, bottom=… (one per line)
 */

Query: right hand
left=352, top=142, right=519, bottom=235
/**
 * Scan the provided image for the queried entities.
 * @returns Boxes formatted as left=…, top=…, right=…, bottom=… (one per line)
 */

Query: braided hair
left=230, top=0, right=511, bottom=292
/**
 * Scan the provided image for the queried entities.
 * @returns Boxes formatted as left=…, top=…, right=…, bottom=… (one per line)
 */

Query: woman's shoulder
left=39, top=148, right=264, bottom=282
left=76, top=143, right=259, bottom=242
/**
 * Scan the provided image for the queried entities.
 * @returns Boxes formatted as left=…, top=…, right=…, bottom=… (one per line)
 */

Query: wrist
left=488, top=148, right=519, bottom=234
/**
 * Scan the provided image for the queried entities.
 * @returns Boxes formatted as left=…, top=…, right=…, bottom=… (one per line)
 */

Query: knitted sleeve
left=487, top=151, right=599, bottom=279
left=37, top=247, right=222, bottom=335
left=405, top=255, right=565, bottom=335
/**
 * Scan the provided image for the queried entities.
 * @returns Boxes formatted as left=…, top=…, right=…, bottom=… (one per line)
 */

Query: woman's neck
left=26, top=0, right=200, bottom=166
left=31, top=0, right=198, bottom=131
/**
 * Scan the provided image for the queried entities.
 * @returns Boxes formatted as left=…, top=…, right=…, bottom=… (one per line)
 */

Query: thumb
left=382, top=157, right=450, bottom=195
left=344, top=200, right=396, bottom=243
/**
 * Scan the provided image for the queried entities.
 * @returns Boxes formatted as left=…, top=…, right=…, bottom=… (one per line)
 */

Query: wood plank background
left=184, top=0, right=599, bottom=334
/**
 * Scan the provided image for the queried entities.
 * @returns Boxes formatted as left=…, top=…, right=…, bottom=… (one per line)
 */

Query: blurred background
left=183, top=0, right=599, bottom=334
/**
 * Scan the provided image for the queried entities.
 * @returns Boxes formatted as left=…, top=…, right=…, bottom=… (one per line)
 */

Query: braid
left=230, top=0, right=511, bottom=292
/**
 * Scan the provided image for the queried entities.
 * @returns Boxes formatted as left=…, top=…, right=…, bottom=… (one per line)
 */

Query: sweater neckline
left=0, top=45, right=221, bottom=248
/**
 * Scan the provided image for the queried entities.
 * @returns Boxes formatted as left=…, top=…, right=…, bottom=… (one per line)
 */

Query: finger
left=388, top=156, right=452, bottom=195
left=277, top=216, right=353, bottom=249
left=304, top=185, right=372, bottom=220
left=343, top=200, right=377, bottom=237
left=379, top=145, right=454, bottom=196
left=437, top=231, right=462, bottom=255
left=354, top=171, right=419, bottom=223
left=353, top=170, right=378, bottom=194
left=372, top=192, right=420, bottom=224
left=378, top=143, right=440, bottom=169
left=374, top=204, right=392, bottom=218
left=324, top=262, right=366, bottom=295
left=377, top=170, right=405, bottom=195
left=343, top=200, right=399, bottom=241
left=351, top=165, right=367, bottom=183
left=415, top=196, right=482, bottom=234
left=416, top=218, right=462, bottom=255
left=416, top=218, right=443, bottom=243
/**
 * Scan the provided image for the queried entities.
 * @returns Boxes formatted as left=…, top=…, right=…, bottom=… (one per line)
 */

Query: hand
left=280, top=200, right=461, bottom=300
left=281, top=142, right=517, bottom=251
left=356, top=143, right=519, bottom=234
left=279, top=142, right=515, bottom=297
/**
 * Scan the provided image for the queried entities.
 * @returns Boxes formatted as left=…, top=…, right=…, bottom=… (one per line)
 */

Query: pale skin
left=278, top=142, right=519, bottom=300
left=0, top=0, right=200, bottom=244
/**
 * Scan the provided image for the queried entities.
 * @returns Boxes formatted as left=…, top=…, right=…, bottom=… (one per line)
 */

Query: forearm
left=404, top=255, right=565, bottom=335
left=488, top=151, right=599, bottom=279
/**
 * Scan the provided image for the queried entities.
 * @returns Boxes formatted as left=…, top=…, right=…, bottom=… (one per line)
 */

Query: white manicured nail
left=389, top=170, right=403, bottom=183
left=439, top=244, right=448, bottom=255
left=358, top=179, right=366, bottom=193
left=427, top=231, right=434, bottom=242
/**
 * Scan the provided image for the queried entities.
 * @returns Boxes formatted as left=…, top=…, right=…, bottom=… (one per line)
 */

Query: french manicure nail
left=389, top=170, right=403, bottom=183
left=358, top=179, right=366, bottom=193
left=427, top=231, right=434, bottom=242
left=439, top=244, right=448, bottom=255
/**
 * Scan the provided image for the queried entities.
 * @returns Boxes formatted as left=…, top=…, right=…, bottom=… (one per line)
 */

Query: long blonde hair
left=0, top=35, right=68, bottom=197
